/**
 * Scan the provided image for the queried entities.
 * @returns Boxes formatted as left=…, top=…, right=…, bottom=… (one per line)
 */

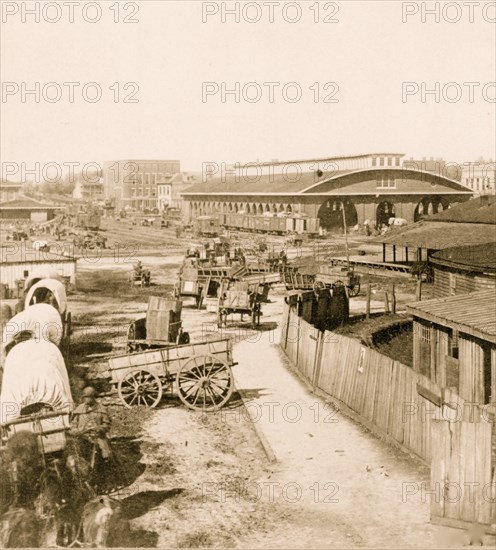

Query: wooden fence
left=280, top=303, right=495, bottom=531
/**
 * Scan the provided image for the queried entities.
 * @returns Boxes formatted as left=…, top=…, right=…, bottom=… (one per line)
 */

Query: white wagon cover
left=2, top=304, right=63, bottom=357
left=0, top=340, right=73, bottom=425
left=25, top=278, right=67, bottom=314
left=24, top=267, right=63, bottom=292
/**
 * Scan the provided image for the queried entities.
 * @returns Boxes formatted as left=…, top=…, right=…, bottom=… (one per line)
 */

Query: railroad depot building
left=181, top=153, right=472, bottom=230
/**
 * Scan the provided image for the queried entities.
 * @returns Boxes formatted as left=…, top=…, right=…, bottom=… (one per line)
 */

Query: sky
left=0, top=0, right=495, bottom=182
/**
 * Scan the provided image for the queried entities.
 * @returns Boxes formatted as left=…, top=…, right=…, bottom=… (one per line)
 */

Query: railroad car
left=218, top=213, right=320, bottom=236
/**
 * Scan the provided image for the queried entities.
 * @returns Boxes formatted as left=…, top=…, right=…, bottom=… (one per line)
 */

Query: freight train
left=195, top=213, right=320, bottom=237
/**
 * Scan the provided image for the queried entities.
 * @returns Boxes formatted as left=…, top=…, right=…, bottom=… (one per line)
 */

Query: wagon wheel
left=348, top=282, right=361, bottom=297
left=176, top=354, right=233, bottom=411
left=117, top=369, right=163, bottom=408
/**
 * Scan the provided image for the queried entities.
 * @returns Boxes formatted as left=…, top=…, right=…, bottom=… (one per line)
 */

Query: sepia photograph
left=0, top=0, right=495, bottom=547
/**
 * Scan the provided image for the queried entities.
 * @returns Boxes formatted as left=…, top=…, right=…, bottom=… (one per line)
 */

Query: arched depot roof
left=182, top=168, right=472, bottom=197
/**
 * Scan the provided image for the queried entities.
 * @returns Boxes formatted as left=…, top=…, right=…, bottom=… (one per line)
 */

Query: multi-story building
left=103, top=159, right=181, bottom=211
left=72, top=178, right=104, bottom=202
left=0, top=180, right=22, bottom=202
left=460, top=160, right=495, bottom=195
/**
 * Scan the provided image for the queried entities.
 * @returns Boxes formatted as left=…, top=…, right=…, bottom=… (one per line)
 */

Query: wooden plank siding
left=280, top=301, right=494, bottom=528
left=434, top=267, right=496, bottom=299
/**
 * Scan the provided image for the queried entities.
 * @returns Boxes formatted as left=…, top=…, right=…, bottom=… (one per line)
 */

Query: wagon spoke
left=206, top=386, right=219, bottom=407
left=191, top=388, right=203, bottom=408
left=118, top=369, right=163, bottom=409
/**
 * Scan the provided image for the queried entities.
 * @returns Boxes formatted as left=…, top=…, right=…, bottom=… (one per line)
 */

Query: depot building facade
left=181, top=153, right=473, bottom=231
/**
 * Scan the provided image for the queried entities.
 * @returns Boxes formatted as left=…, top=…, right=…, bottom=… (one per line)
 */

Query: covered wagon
left=1, top=304, right=63, bottom=366
left=24, top=278, right=72, bottom=343
left=0, top=340, right=73, bottom=455
left=24, top=267, right=63, bottom=293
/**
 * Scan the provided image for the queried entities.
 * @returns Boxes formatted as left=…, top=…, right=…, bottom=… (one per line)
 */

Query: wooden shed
left=407, top=290, right=495, bottom=405
left=408, top=291, right=496, bottom=533
left=430, top=243, right=496, bottom=298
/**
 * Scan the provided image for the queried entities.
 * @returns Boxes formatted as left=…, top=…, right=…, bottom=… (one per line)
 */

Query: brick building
left=103, top=159, right=181, bottom=211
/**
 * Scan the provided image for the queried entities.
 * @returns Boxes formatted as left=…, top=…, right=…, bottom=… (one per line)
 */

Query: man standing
left=71, top=386, right=111, bottom=460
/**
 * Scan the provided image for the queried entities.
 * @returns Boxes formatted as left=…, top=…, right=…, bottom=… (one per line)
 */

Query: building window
left=377, top=177, right=396, bottom=189
left=395, top=157, right=400, bottom=167
left=372, top=157, right=377, bottom=167
left=448, top=329, right=459, bottom=359
left=380, top=157, right=385, bottom=166
left=387, top=157, right=392, bottom=166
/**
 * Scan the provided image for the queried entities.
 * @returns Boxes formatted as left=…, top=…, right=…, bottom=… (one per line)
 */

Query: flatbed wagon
left=315, top=262, right=361, bottom=297
left=107, top=337, right=235, bottom=411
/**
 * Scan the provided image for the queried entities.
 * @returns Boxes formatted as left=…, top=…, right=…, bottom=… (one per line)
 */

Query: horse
left=0, top=507, right=41, bottom=548
left=81, top=495, right=123, bottom=548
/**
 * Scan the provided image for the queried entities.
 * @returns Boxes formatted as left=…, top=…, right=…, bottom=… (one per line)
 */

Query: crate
left=146, top=297, right=182, bottom=342
left=224, top=290, right=251, bottom=309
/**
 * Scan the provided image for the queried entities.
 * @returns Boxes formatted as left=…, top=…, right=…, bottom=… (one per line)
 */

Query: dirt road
left=229, top=327, right=469, bottom=548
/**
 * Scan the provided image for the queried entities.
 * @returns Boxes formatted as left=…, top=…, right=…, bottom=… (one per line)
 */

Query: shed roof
left=431, top=243, right=496, bottom=273
left=374, top=221, right=496, bottom=250
left=423, top=196, right=496, bottom=224
left=0, top=196, right=62, bottom=210
left=407, top=290, right=496, bottom=343
left=0, top=246, right=75, bottom=264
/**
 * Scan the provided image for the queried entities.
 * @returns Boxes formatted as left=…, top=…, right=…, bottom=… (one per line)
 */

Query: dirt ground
left=13, top=219, right=486, bottom=548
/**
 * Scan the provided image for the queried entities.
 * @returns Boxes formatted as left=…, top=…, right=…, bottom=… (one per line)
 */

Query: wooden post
left=366, top=283, right=371, bottom=319
left=393, top=245, right=396, bottom=263
left=384, top=290, right=390, bottom=314
left=391, top=284, right=396, bottom=314
left=416, top=279, right=422, bottom=301
left=382, top=243, right=386, bottom=263
left=405, top=247, right=409, bottom=263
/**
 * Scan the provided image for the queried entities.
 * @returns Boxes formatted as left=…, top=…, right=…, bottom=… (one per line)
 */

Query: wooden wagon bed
left=107, top=337, right=235, bottom=411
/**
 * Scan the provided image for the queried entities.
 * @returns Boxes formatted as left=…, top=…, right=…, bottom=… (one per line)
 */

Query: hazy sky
left=1, top=0, right=495, bottom=180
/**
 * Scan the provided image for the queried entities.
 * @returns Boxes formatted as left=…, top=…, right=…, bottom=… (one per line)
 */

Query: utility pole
left=342, top=201, right=350, bottom=268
